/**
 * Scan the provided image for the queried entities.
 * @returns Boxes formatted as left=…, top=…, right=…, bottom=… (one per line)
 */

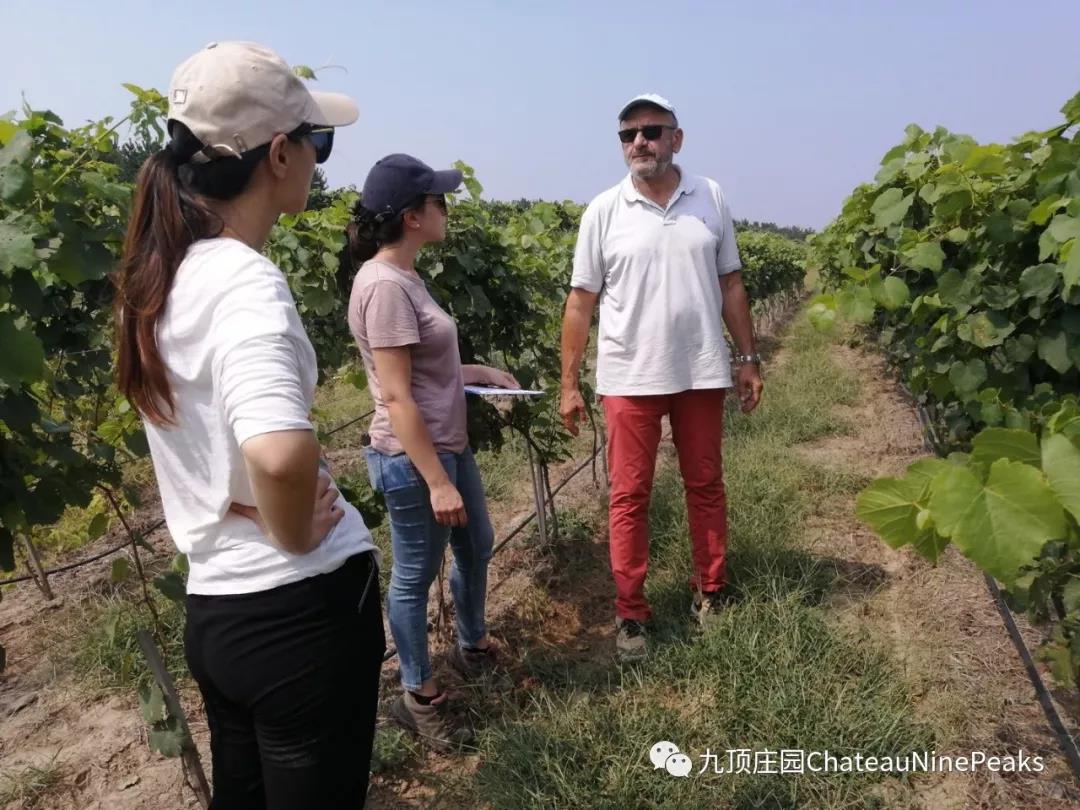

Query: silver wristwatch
left=734, top=353, right=762, bottom=366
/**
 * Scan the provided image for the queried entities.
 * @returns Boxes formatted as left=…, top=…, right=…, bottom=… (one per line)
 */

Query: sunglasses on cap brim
left=618, top=124, right=677, bottom=144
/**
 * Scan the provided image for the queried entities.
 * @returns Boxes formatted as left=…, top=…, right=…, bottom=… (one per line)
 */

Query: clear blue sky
left=4, top=0, right=1078, bottom=228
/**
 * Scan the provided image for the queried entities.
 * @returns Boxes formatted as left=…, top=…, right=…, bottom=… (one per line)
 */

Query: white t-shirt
left=570, top=170, right=742, bottom=396
left=143, top=237, right=378, bottom=595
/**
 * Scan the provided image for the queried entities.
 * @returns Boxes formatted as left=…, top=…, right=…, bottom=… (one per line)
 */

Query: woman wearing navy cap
left=345, top=154, right=514, bottom=751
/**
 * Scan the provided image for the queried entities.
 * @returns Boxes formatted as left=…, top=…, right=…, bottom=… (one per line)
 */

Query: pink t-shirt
left=347, top=260, right=467, bottom=455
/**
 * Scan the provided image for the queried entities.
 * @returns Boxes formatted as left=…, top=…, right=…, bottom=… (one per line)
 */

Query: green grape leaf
left=983, top=285, right=1019, bottom=309
left=0, top=221, right=37, bottom=272
left=1018, top=263, right=1059, bottom=301
left=962, top=311, right=1015, bottom=348
left=948, top=359, right=987, bottom=395
left=153, top=571, right=186, bottom=604
left=1029, top=195, right=1065, bottom=226
left=971, top=428, right=1041, bottom=467
left=837, top=285, right=875, bottom=324
left=911, top=528, right=949, bottom=563
left=872, top=276, right=910, bottom=310
left=0, top=130, right=32, bottom=203
left=1047, top=401, right=1080, bottom=440
left=0, top=163, right=31, bottom=204
left=0, top=313, right=45, bottom=384
left=929, top=460, right=1065, bottom=584
left=1038, top=326, right=1072, bottom=373
left=1063, top=90, right=1080, bottom=124
left=905, top=241, right=945, bottom=272
left=856, top=474, right=932, bottom=549
left=110, top=557, right=130, bottom=583
left=1004, top=333, right=1037, bottom=363
left=1048, top=214, right=1080, bottom=243
left=88, top=512, right=109, bottom=540
left=1041, top=432, right=1080, bottom=523
left=871, top=188, right=914, bottom=228
left=1063, top=240, right=1080, bottom=297
left=807, top=299, right=836, bottom=331
left=149, top=717, right=187, bottom=758
left=137, top=683, right=168, bottom=724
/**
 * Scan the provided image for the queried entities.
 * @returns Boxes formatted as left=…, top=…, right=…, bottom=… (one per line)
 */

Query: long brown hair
left=114, top=122, right=263, bottom=424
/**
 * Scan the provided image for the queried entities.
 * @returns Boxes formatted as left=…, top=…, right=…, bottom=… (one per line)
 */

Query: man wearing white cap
left=559, top=93, right=762, bottom=660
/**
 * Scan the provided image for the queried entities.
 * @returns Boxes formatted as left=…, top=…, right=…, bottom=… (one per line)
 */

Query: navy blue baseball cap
left=360, top=153, right=462, bottom=218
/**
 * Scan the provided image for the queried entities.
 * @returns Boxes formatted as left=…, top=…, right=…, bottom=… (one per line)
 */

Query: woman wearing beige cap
left=113, top=42, right=383, bottom=807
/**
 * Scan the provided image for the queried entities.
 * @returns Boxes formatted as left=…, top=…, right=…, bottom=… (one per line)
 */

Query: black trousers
left=185, top=552, right=385, bottom=809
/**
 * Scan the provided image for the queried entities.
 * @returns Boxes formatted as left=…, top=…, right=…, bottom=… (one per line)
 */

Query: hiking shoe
left=615, top=617, right=648, bottom=661
left=691, top=589, right=730, bottom=627
left=448, top=641, right=498, bottom=680
left=390, top=691, right=474, bottom=753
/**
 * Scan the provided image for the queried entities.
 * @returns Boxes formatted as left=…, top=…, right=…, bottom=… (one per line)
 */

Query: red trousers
left=602, top=388, right=728, bottom=621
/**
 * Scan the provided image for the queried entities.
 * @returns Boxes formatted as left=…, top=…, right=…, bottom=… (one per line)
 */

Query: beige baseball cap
left=168, top=41, right=359, bottom=162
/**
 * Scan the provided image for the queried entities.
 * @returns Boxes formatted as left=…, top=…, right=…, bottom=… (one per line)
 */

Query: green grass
left=64, top=590, right=188, bottom=695
left=423, top=315, right=933, bottom=809
left=0, top=755, right=63, bottom=809
left=475, top=432, right=529, bottom=503
left=313, top=367, right=375, bottom=441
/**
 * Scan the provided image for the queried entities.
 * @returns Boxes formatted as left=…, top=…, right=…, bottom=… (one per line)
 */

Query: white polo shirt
left=570, top=169, right=742, bottom=396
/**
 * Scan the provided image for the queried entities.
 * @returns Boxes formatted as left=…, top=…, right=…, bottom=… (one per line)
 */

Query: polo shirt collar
left=620, top=165, right=697, bottom=206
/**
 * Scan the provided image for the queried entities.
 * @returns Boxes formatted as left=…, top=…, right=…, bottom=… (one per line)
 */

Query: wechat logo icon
left=649, top=741, right=693, bottom=778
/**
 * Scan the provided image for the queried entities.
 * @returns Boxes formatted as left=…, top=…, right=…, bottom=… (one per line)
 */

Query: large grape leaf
left=1048, top=214, right=1080, bottom=243
left=0, top=312, right=45, bottom=384
left=1042, top=432, right=1080, bottom=523
left=1062, top=90, right=1080, bottom=124
left=856, top=470, right=934, bottom=549
left=0, top=131, right=32, bottom=204
left=948, top=359, right=986, bottom=395
left=871, top=188, right=914, bottom=228
left=961, top=311, right=1015, bottom=348
left=869, top=274, right=910, bottom=310
left=837, top=285, right=875, bottom=323
left=971, top=428, right=1041, bottom=467
left=929, top=460, right=1065, bottom=583
left=906, top=241, right=945, bottom=272
left=1019, top=263, right=1059, bottom=301
left=1063, top=241, right=1080, bottom=298
left=1038, top=326, right=1072, bottom=373
left=1048, top=401, right=1080, bottom=441
left=0, top=221, right=36, bottom=273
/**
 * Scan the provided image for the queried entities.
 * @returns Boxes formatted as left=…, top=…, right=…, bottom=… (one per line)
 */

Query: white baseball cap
left=168, top=41, right=359, bottom=162
left=617, top=93, right=677, bottom=121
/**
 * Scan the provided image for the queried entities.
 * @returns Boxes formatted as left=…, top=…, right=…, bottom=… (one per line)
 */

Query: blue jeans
left=364, top=447, right=494, bottom=692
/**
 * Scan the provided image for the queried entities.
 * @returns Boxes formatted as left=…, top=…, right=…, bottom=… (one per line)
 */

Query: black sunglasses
left=428, top=194, right=448, bottom=213
left=291, top=124, right=334, bottom=163
left=306, top=127, right=334, bottom=164
left=618, top=124, right=677, bottom=144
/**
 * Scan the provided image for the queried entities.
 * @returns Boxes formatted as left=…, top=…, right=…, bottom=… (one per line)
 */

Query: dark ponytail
left=114, top=122, right=266, bottom=425
left=339, top=195, right=428, bottom=295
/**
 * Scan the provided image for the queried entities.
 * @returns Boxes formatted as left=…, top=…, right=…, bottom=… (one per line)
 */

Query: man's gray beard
left=628, top=155, right=672, bottom=180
